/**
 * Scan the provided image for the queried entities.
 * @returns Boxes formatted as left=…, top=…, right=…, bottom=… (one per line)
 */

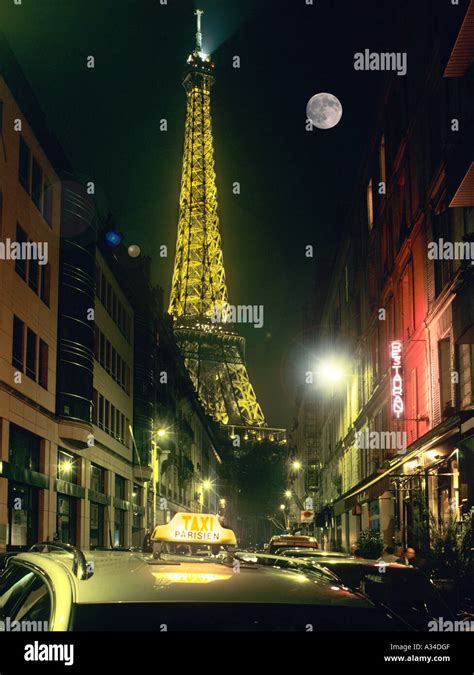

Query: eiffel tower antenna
left=195, top=9, right=203, bottom=52
left=167, top=10, right=282, bottom=440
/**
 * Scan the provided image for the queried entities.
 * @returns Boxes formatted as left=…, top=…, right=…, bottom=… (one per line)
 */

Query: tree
left=235, top=440, right=287, bottom=517
left=219, top=439, right=287, bottom=544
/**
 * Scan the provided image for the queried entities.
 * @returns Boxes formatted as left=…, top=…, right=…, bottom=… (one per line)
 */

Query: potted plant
left=357, top=528, right=384, bottom=559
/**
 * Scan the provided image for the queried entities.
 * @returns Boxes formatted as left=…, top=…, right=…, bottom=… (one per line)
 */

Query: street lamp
left=285, top=490, right=292, bottom=498
left=319, top=363, right=344, bottom=382
left=313, top=355, right=352, bottom=388
left=292, top=460, right=302, bottom=471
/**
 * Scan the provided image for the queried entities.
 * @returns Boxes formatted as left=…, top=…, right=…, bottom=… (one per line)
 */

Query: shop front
left=3, top=424, right=49, bottom=551
left=330, top=413, right=473, bottom=553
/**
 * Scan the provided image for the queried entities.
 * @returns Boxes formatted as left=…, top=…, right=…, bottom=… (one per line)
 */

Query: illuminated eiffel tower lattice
left=168, top=9, right=269, bottom=437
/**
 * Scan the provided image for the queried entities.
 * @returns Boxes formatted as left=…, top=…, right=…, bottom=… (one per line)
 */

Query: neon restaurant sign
left=390, top=341, right=404, bottom=418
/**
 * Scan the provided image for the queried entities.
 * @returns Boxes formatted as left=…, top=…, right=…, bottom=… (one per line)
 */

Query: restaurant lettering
left=390, top=340, right=404, bottom=418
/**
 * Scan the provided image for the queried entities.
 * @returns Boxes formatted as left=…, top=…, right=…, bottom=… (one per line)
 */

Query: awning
left=449, top=161, right=474, bottom=208
left=444, top=0, right=474, bottom=77
left=331, top=414, right=472, bottom=515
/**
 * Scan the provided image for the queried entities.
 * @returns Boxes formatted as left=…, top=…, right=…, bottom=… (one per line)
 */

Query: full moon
left=306, top=92, right=343, bottom=129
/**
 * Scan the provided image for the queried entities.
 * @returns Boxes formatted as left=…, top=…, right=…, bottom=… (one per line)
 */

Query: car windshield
left=70, top=602, right=404, bottom=632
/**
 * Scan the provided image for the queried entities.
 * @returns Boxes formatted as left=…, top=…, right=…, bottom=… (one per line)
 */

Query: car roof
left=313, top=558, right=413, bottom=569
left=280, top=548, right=349, bottom=556
left=12, top=550, right=374, bottom=608
left=270, top=535, right=316, bottom=541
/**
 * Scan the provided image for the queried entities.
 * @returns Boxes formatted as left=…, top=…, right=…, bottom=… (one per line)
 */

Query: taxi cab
left=0, top=513, right=408, bottom=631
left=266, top=534, right=319, bottom=555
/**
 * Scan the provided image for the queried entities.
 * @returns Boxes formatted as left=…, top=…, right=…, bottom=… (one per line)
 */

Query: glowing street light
left=203, top=479, right=212, bottom=490
left=292, top=461, right=302, bottom=471
left=319, top=363, right=344, bottom=383
left=156, top=429, right=167, bottom=438
left=285, top=490, right=292, bottom=498
left=279, top=504, right=286, bottom=510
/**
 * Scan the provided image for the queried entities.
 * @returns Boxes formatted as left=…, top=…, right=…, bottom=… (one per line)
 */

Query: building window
left=8, top=483, right=38, bottom=550
left=39, top=339, right=48, bottom=389
left=115, top=475, right=126, bottom=501
left=31, top=157, right=43, bottom=209
left=94, top=390, right=128, bottom=445
left=18, top=137, right=31, bottom=191
left=105, top=400, right=110, bottom=432
left=9, top=424, right=40, bottom=472
left=95, top=328, right=130, bottom=393
left=111, top=346, right=116, bottom=379
left=400, top=263, right=414, bottom=340
left=26, top=328, right=37, bottom=380
left=90, top=503, right=104, bottom=548
left=28, top=258, right=39, bottom=294
left=114, top=509, right=125, bottom=547
left=99, top=331, right=105, bottom=367
left=40, top=263, right=50, bottom=305
left=97, top=394, right=104, bottom=429
left=116, top=353, right=121, bottom=384
left=57, top=495, right=77, bottom=545
left=132, top=485, right=143, bottom=546
left=367, top=178, right=374, bottom=231
left=90, top=464, right=105, bottom=494
left=12, top=315, right=24, bottom=371
left=43, top=178, right=53, bottom=225
left=90, top=388, right=97, bottom=425
left=15, top=224, right=27, bottom=280
left=105, top=340, right=111, bottom=372
left=433, top=210, right=452, bottom=296
left=439, top=338, right=452, bottom=415
left=132, top=484, right=142, bottom=507
left=459, top=344, right=474, bottom=407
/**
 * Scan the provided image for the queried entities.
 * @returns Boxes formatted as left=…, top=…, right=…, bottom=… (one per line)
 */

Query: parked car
left=0, top=515, right=408, bottom=632
left=266, top=535, right=319, bottom=555
left=278, top=548, right=350, bottom=560
left=300, top=557, right=457, bottom=631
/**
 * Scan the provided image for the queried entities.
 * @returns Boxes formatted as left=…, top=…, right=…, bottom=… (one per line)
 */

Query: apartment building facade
left=0, top=37, right=222, bottom=553
left=0, top=62, right=64, bottom=552
left=294, top=0, right=474, bottom=551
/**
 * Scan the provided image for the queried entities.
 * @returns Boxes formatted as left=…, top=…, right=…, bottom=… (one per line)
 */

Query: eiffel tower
left=169, top=10, right=277, bottom=440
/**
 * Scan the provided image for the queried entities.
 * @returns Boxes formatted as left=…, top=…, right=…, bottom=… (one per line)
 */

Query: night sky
left=2, top=0, right=398, bottom=429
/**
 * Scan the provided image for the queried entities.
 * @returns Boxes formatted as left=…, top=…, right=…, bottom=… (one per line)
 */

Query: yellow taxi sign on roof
left=151, top=512, right=237, bottom=546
